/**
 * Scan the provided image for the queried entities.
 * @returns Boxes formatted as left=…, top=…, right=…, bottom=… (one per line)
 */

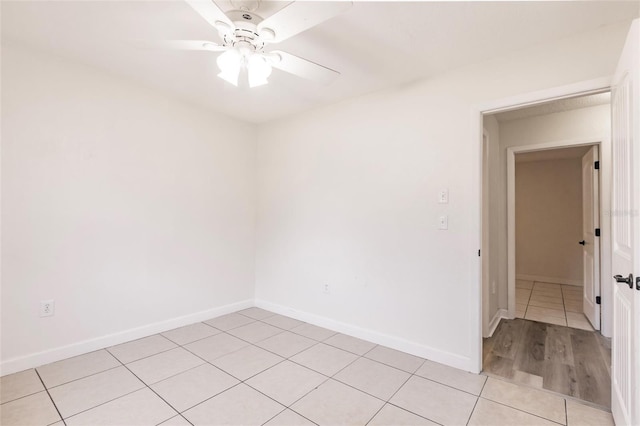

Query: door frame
left=472, top=76, right=612, bottom=373
left=481, top=130, right=491, bottom=337
left=506, top=139, right=608, bottom=332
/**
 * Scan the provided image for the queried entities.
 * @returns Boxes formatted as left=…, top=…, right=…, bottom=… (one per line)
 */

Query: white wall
left=255, top=22, right=628, bottom=371
left=515, top=157, right=584, bottom=284
left=1, top=43, right=257, bottom=373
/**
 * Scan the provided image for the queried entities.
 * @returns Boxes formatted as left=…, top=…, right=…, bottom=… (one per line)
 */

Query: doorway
left=480, top=92, right=613, bottom=408
left=514, top=145, right=599, bottom=331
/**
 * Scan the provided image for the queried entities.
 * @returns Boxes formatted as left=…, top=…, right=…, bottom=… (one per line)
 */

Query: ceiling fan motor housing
left=220, top=10, right=274, bottom=53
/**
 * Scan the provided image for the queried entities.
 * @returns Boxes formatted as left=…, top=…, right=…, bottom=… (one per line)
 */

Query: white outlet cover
left=438, top=215, right=448, bottom=230
left=40, top=299, right=55, bottom=317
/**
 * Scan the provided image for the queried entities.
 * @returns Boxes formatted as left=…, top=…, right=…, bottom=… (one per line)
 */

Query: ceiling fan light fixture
left=247, top=54, right=272, bottom=87
left=216, top=49, right=242, bottom=86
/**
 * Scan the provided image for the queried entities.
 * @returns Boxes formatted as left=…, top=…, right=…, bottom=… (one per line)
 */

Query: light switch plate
left=438, top=189, right=449, bottom=204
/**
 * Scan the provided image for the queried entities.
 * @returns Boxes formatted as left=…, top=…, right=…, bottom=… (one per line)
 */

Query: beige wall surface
left=515, top=157, right=584, bottom=284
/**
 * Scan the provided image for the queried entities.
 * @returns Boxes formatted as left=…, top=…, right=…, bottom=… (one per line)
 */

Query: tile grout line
left=60, top=387, right=147, bottom=423
left=174, top=324, right=343, bottom=416
left=465, top=368, right=490, bottom=426
left=381, top=371, right=446, bottom=426
left=384, top=400, right=447, bottom=426
left=523, top=283, right=533, bottom=319
left=48, top=357, right=184, bottom=424
left=235, top=333, right=426, bottom=425
left=173, top=326, right=324, bottom=419
left=561, top=285, right=568, bottom=326
left=33, top=369, right=67, bottom=426
left=479, top=395, right=567, bottom=425
left=171, top=336, right=318, bottom=424
left=116, top=358, right=186, bottom=425
left=103, top=346, right=198, bottom=424
left=0, top=389, right=44, bottom=407
left=363, top=360, right=428, bottom=426
left=106, top=343, right=179, bottom=366
left=257, top=407, right=290, bottom=426
left=29, top=347, right=124, bottom=390
left=465, top=396, right=481, bottom=426
left=161, top=324, right=223, bottom=347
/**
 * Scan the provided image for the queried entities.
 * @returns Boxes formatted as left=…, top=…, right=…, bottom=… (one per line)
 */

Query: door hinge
left=478, top=249, right=481, bottom=257
left=595, top=228, right=601, bottom=237
left=596, top=296, right=601, bottom=305
left=594, top=161, right=600, bottom=170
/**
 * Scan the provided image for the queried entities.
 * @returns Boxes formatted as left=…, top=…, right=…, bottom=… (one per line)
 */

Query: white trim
left=255, top=299, right=473, bottom=372
left=599, top=131, right=613, bottom=338
left=477, top=77, right=612, bottom=115
left=507, top=150, right=517, bottom=318
left=481, top=130, right=491, bottom=338
left=486, top=309, right=509, bottom=338
left=0, top=299, right=253, bottom=376
left=516, top=274, right=582, bottom=287
left=474, top=77, right=613, bottom=374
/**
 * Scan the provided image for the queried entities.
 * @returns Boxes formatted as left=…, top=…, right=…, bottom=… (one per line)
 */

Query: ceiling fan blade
left=258, top=1, right=352, bottom=43
left=269, top=50, right=340, bottom=84
left=154, top=40, right=227, bottom=52
left=184, top=0, right=234, bottom=31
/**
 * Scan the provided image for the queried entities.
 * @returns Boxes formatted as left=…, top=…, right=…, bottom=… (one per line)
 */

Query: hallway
left=515, top=280, right=594, bottom=330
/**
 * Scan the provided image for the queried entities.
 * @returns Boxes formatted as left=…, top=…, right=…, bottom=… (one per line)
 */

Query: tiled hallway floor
left=1, top=308, right=614, bottom=425
left=516, top=280, right=595, bottom=330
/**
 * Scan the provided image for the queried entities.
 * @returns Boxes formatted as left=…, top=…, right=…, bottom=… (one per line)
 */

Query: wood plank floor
left=483, top=318, right=611, bottom=408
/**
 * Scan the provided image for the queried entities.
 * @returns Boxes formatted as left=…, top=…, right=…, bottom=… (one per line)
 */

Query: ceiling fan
left=163, top=0, right=352, bottom=88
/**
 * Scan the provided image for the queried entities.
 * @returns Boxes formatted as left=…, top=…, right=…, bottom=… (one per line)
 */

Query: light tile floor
left=1, top=307, right=614, bottom=426
left=516, top=280, right=595, bottom=330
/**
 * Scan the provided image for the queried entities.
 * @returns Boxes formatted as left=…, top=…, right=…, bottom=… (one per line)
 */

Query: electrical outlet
left=491, top=281, right=497, bottom=294
left=323, top=284, right=330, bottom=294
left=40, top=299, right=55, bottom=317
left=438, top=215, right=448, bottom=230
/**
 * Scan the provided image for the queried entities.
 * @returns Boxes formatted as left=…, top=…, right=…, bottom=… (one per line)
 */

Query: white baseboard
left=485, top=309, right=508, bottom=338
left=516, top=274, right=582, bottom=287
left=0, top=299, right=253, bottom=376
left=255, top=299, right=473, bottom=372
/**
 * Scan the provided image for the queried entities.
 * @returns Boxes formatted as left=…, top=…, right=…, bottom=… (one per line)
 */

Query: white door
left=611, top=19, right=639, bottom=426
left=582, top=146, right=600, bottom=330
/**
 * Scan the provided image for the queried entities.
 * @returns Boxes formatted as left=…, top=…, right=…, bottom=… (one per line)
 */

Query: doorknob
left=579, top=240, right=586, bottom=245
left=614, top=274, right=633, bottom=289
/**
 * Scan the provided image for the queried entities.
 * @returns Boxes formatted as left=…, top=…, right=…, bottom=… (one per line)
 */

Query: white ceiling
left=2, top=1, right=638, bottom=124
left=515, top=146, right=592, bottom=163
